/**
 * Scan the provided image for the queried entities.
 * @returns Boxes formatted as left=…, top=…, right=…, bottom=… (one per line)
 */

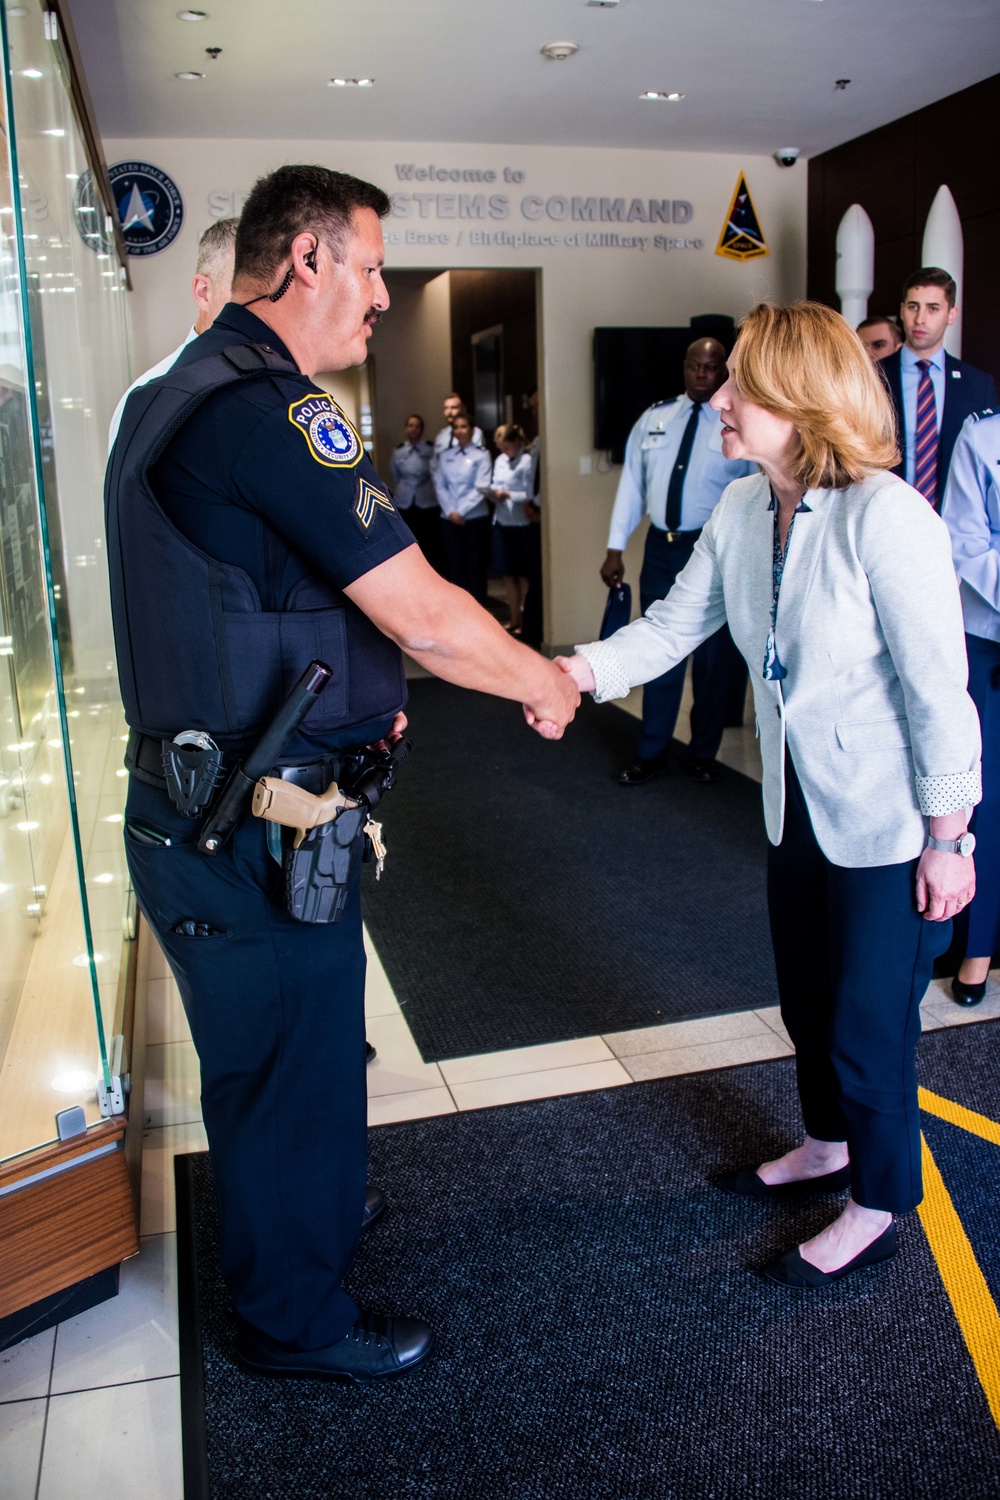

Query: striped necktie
left=913, top=359, right=939, bottom=506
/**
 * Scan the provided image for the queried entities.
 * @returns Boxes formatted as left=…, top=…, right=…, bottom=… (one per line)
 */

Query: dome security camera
left=774, top=148, right=801, bottom=168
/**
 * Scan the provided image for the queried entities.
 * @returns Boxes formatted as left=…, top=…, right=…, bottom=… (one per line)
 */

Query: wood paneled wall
left=808, top=74, right=1000, bottom=386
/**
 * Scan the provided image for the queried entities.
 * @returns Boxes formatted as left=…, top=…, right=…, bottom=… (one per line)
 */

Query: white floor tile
left=604, top=1009, right=771, bottom=1059
left=143, top=1042, right=202, bottom=1129
left=40, top=1377, right=182, bottom=1500
left=362, top=927, right=402, bottom=1018
left=140, top=1121, right=209, bottom=1236
left=450, top=1058, right=631, bottom=1111
left=754, top=1006, right=792, bottom=1044
left=144, top=976, right=191, bottom=1047
left=51, top=1236, right=178, bottom=1395
left=920, top=1007, right=950, bottom=1032
left=368, top=1086, right=457, bottom=1126
left=145, top=939, right=172, bottom=981
left=0, top=1396, right=46, bottom=1499
left=0, top=1328, right=54, bottom=1403
left=621, top=1030, right=793, bottom=1082
left=440, top=1035, right=615, bottom=1086
left=364, top=1013, right=445, bottom=1097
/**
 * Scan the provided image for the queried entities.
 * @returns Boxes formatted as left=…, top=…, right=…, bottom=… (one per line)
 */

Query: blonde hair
left=494, top=422, right=525, bottom=447
left=730, top=302, right=900, bottom=489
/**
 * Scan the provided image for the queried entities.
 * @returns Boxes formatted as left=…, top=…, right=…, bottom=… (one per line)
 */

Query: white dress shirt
left=900, top=344, right=946, bottom=488
left=491, top=450, right=533, bottom=527
left=434, top=442, right=492, bottom=520
left=607, top=395, right=756, bottom=549
left=389, top=439, right=436, bottom=510
left=108, top=327, right=198, bottom=452
left=941, top=410, right=1000, bottom=643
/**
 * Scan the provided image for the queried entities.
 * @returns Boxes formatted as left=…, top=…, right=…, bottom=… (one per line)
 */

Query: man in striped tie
left=879, top=267, right=996, bottom=509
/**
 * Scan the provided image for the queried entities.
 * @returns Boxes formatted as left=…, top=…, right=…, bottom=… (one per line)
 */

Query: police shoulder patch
left=355, top=475, right=395, bottom=531
left=288, top=393, right=362, bottom=468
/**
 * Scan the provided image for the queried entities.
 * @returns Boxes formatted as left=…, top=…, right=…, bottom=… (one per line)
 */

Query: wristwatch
left=927, top=832, right=976, bottom=857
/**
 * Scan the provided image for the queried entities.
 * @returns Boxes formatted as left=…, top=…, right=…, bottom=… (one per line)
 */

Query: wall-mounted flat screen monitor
left=593, top=317, right=735, bottom=464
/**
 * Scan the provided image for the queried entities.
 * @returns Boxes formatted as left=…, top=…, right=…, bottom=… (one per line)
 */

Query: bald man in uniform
left=600, top=338, right=756, bottom=784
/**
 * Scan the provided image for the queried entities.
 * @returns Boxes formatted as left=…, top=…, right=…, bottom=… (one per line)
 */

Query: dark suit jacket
left=880, top=348, right=997, bottom=504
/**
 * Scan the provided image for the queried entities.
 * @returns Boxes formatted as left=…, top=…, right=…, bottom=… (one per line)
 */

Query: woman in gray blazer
left=556, top=303, right=982, bottom=1290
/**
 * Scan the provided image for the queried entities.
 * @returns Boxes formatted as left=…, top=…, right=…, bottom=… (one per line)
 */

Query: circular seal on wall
left=71, top=169, right=115, bottom=255
left=108, top=161, right=183, bottom=256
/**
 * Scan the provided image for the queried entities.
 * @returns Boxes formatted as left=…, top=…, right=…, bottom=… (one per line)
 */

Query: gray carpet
left=362, top=680, right=775, bottom=1060
left=175, top=1022, right=1000, bottom=1500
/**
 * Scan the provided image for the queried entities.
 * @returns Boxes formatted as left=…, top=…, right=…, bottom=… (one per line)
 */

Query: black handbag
left=599, top=583, right=632, bottom=640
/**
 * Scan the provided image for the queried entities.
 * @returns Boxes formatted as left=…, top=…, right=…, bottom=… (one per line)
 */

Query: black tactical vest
left=105, top=343, right=406, bottom=745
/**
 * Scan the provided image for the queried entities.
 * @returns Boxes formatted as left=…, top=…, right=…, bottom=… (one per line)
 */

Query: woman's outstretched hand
left=553, top=654, right=596, bottom=694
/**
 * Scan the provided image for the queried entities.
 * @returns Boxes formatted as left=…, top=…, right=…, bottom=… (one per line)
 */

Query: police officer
left=432, top=392, right=483, bottom=471
left=941, top=407, right=1000, bottom=1006
left=106, top=165, right=578, bottom=1383
left=434, top=412, right=493, bottom=603
left=390, top=413, right=441, bottom=571
left=600, top=338, right=755, bottom=785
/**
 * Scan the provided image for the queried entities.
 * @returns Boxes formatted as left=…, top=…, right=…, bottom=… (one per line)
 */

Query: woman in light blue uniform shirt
left=390, top=414, right=442, bottom=572
left=488, top=422, right=538, bottom=635
left=434, top=413, right=492, bottom=603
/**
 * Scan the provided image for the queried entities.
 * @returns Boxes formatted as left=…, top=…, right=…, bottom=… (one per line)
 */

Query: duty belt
left=650, top=524, right=703, bottom=545
left=124, top=729, right=356, bottom=797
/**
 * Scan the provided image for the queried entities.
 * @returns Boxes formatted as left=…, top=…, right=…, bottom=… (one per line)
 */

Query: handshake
left=522, top=652, right=598, bottom=741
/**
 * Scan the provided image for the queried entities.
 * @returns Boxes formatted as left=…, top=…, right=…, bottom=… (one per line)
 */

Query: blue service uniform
left=434, top=440, right=493, bottom=602
left=390, top=436, right=443, bottom=571
left=608, top=395, right=755, bottom=762
left=108, top=303, right=416, bottom=1351
left=942, top=407, right=1000, bottom=962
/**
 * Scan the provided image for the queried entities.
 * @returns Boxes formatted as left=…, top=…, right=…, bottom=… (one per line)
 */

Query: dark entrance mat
left=175, top=1025, right=1000, bottom=1500
left=361, top=679, right=775, bottom=1060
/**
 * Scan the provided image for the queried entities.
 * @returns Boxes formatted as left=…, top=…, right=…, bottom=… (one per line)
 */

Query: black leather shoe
left=951, top=975, right=987, bottom=1007
left=760, top=1221, right=897, bottom=1290
left=361, top=1185, right=386, bottom=1234
left=236, top=1309, right=434, bottom=1383
left=617, top=758, right=667, bottom=786
left=366, top=1040, right=377, bottom=1063
left=686, top=758, right=720, bottom=784
left=713, top=1164, right=851, bottom=1198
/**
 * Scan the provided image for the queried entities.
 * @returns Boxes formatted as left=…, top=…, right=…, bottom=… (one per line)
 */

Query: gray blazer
left=580, top=470, right=982, bottom=868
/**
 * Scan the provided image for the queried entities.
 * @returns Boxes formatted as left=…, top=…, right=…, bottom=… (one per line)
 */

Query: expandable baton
left=197, top=660, right=333, bottom=855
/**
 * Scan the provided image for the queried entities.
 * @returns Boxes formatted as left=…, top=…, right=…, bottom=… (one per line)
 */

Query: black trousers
left=402, top=503, right=447, bottom=576
left=125, top=775, right=367, bottom=1350
left=638, top=526, right=738, bottom=763
left=767, top=754, right=949, bottom=1214
left=443, top=514, right=491, bottom=604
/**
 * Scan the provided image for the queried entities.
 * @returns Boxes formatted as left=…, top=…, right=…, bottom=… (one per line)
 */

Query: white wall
left=106, top=136, right=806, bottom=645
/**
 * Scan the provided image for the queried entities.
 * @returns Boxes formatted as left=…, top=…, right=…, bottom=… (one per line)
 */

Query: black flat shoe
left=617, top=758, right=667, bottom=786
left=686, top=758, right=720, bottom=784
left=361, top=1185, right=386, bottom=1233
left=713, top=1164, right=851, bottom=1199
left=760, top=1221, right=897, bottom=1290
left=236, top=1309, right=434, bottom=1383
left=951, top=975, right=987, bottom=1007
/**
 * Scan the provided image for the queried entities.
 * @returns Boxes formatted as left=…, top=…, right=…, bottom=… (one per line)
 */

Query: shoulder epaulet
left=648, top=397, right=678, bottom=410
left=969, top=408, right=997, bottom=423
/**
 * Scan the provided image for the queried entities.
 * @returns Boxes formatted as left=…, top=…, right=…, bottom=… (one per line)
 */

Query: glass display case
left=0, top=0, right=133, bottom=1172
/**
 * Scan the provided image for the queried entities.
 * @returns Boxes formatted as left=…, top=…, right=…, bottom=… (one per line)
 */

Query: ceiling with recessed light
left=65, top=0, right=1000, bottom=157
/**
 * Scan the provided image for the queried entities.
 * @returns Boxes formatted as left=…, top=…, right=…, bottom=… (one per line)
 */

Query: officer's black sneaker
left=366, top=1040, right=377, bottom=1063
left=362, top=1185, right=386, bottom=1233
left=236, top=1310, right=434, bottom=1383
left=686, top=758, right=720, bottom=785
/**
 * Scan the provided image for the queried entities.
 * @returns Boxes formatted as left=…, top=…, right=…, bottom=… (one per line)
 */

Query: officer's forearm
left=345, top=546, right=551, bottom=703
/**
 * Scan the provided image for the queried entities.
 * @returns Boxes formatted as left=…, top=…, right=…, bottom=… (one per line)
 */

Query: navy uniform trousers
left=768, top=754, right=950, bottom=1214
left=638, top=525, right=742, bottom=763
left=953, top=631, right=1000, bottom=961
left=125, top=774, right=367, bottom=1350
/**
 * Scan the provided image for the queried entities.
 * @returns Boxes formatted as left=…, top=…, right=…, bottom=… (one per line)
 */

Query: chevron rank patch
left=354, top=476, right=395, bottom=531
left=288, top=393, right=362, bottom=468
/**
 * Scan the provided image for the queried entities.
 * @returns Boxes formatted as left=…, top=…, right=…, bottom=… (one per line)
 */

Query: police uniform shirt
left=149, top=303, right=416, bottom=754
left=432, top=421, right=484, bottom=472
left=606, top=394, right=756, bottom=550
left=941, top=408, right=1000, bottom=642
left=433, top=441, right=492, bottom=519
left=389, top=438, right=435, bottom=510
left=491, top=450, right=533, bottom=527
left=900, top=344, right=945, bottom=488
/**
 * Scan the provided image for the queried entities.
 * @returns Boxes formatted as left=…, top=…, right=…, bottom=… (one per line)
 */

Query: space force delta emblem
left=288, top=394, right=363, bottom=467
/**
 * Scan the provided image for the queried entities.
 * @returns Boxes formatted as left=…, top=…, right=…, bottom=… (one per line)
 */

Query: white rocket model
left=835, top=204, right=875, bottom=330
left=922, top=184, right=963, bottom=358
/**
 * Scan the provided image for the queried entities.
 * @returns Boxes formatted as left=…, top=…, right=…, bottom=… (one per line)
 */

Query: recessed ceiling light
left=328, top=77, right=374, bottom=87
left=540, top=40, right=579, bottom=60
left=177, top=8, right=208, bottom=17
left=175, top=70, right=205, bottom=80
left=20, top=68, right=43, bottom=78
left=640, top=90, right=685, bottom=101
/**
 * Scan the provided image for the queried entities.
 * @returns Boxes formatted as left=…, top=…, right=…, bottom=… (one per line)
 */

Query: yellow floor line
left=917, top=1134, right=1000, bottom=1429
left=919, top=1087, right=1000, bottom=1148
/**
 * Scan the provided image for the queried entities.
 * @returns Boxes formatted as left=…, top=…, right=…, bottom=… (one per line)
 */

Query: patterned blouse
left=763, top=491, right=812, bottom=682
